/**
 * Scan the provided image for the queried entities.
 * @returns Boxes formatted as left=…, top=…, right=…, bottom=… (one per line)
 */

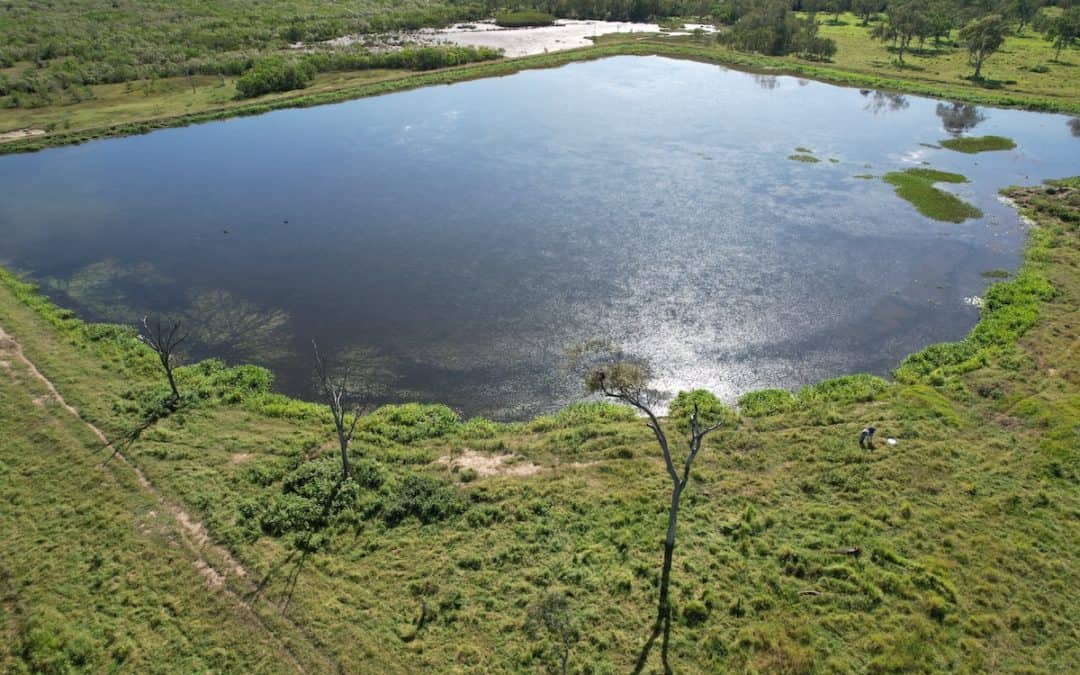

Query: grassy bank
left=3, top=24, right=1078, bottom=156
left=0, top=179, right=1076, bottom=672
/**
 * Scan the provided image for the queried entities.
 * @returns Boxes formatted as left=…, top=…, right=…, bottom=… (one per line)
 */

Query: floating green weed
left=882, top=169, right=983, bottom=222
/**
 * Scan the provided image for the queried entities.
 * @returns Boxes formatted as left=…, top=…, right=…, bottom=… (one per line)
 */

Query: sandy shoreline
left=316, top=19, right=715, bottom=58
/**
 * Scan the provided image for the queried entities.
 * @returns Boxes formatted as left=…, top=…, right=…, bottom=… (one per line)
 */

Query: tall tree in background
left=875, top=0, right=929, bottom=64
left=1045, top=7, right=1080, bottom=61
left=960, top=14, right=1007, bottom=78
left=853, top=0, right=882, bottom=25
left=1009, top=0, right=1041, bottom=34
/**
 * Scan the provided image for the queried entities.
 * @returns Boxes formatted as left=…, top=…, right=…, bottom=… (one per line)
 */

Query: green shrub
left=552, top=401, right=637, bottom=427
left=235, top=56, right=316, bottom=98
left=683, top=600, right=710, bottom=626
left=359, top=403, right=459, bottom=444
left=494, top=11, right=556, bottom=27
left=738, top=388, right=796, bottom=416
left=669, top=389, right=738, bottom=430
left=385, top=474, right=461, bottom=525
left=798, top=374, right=889, bottom=404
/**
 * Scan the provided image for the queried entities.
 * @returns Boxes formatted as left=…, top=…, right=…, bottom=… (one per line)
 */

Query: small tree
left=960, top=14, right=1007, bottom=79
left=1009, top=0, right=1040, bottom=34
left=525, top=591, right=579, bottom=675
left=138, top=316, right=186, bottom=406
left=312, top=341, right=362, bottom=479
left=571, top=342, right=733, bottom=671
left=1045, top=7, right=1080, bottom=61
left=874, top=0, right=929, bottom=64
left=853, top=0, right=880, bottom=26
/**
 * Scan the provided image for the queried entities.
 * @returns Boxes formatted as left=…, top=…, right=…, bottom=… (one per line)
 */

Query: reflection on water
left=936, top=102, right=987, bottom=136
left=0, top=56, right=1076, bottom=419
left=862, top=90, right=909, bottom=114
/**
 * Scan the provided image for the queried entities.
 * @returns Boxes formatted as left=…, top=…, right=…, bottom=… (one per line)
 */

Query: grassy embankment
left=2, top=12, right=1077, bottom=155
left=0, top=179, right=1076, bottom=672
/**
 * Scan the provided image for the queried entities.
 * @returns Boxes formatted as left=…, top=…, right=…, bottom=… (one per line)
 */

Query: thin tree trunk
left=164, top=362, right=180, bottom=403
left=338, top=430, right=350, bottom=478
left=657, top=483, right=683, bottom=623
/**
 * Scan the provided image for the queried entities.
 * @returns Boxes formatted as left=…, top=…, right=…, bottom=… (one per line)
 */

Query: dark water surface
left=1, top=56, right=1076, bottom=418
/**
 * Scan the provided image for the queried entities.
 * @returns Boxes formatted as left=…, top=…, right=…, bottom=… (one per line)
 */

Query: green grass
left=882, top=168, right=984, bottom=223
left=0, top=179, right=1077, bottom=672
left=789, top=154, right=820, bottom=162
left=939, top=135, right=1019, bottom=153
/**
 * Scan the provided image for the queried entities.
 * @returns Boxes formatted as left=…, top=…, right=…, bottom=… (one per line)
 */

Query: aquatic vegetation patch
left=788, top=154, right=820, bottom=163
left=794, top=147, right=813, bottom=153
left=882, top=169, right=983, bottom=223
left=939, top=135, right=1017, bottom=153
left=853, top=174, right=875, bottom=179
left=494, top=10, right=555, bottom=27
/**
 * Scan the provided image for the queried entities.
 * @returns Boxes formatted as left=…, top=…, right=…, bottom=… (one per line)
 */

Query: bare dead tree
left=312, top=340, right=361, bottom=479
left=570, top=342, right=728, bottom=674
left=139, top=316, right=187, bottom=406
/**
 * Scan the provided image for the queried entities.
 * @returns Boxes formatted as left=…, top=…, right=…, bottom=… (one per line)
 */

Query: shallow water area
left=0, top=56, right=1075, bottom=419
left=322, top=19, right=693, bottom=57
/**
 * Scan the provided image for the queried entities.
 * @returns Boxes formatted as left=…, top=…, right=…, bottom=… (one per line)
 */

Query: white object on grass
left=886, top=438, right=897, bottom=446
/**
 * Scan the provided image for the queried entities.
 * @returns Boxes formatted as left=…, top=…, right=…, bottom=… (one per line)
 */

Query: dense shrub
left=359, top=403, right=459, bottom=444
left=384, top=475, right=461, bottom=525
left=798, top=374, right=889, bottom=404
left=668, top=389, right=738, bottom=430
left=494, top=11, right=556, bottom=27
left=738, top=388, right=796, bottom=417
left=235, top=57, right=316, bottom=98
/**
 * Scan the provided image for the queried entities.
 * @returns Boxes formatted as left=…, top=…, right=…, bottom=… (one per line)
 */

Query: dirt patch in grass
left=0, top=128, right=45, bottom=143
left=437, top=449, right=542, bottom=477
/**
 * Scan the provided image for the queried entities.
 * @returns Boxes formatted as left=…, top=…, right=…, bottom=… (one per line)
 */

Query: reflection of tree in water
left=184, top=289, right=292, bottom=363
left=861, top=90, right=909, bottom=114
left=46, top=259, right=170, bottom=318
left=312, top=344, right=398, bottom=401
left=1069, top=118, right=1080, bottom=138
left=47, top=260, right=295, bottom=366
left=753, top=74, right=778, bottom=90
left=936, top=102, right=986, bottom=136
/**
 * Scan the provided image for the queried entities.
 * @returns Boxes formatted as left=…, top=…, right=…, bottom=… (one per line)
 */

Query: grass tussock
left=882, top=168, right=983, bottom=222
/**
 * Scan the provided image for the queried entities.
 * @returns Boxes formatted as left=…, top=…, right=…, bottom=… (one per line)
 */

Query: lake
left=1, top=56, right=1076, bottom=419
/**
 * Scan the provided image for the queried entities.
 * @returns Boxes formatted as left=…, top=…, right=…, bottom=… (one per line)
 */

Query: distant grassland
left=0, top=179, right=1076, bottom=672
left=2, top=11, right=1078, bottom=154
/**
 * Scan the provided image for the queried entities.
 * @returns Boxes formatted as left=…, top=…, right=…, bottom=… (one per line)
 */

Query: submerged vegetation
left=883, top=168, right=984, bottom=222
left=0, top=179, right=1077, bottom=671
left=939, top=134, right=1018, bottom=153
left=788, top=153, right=820, bottom=162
